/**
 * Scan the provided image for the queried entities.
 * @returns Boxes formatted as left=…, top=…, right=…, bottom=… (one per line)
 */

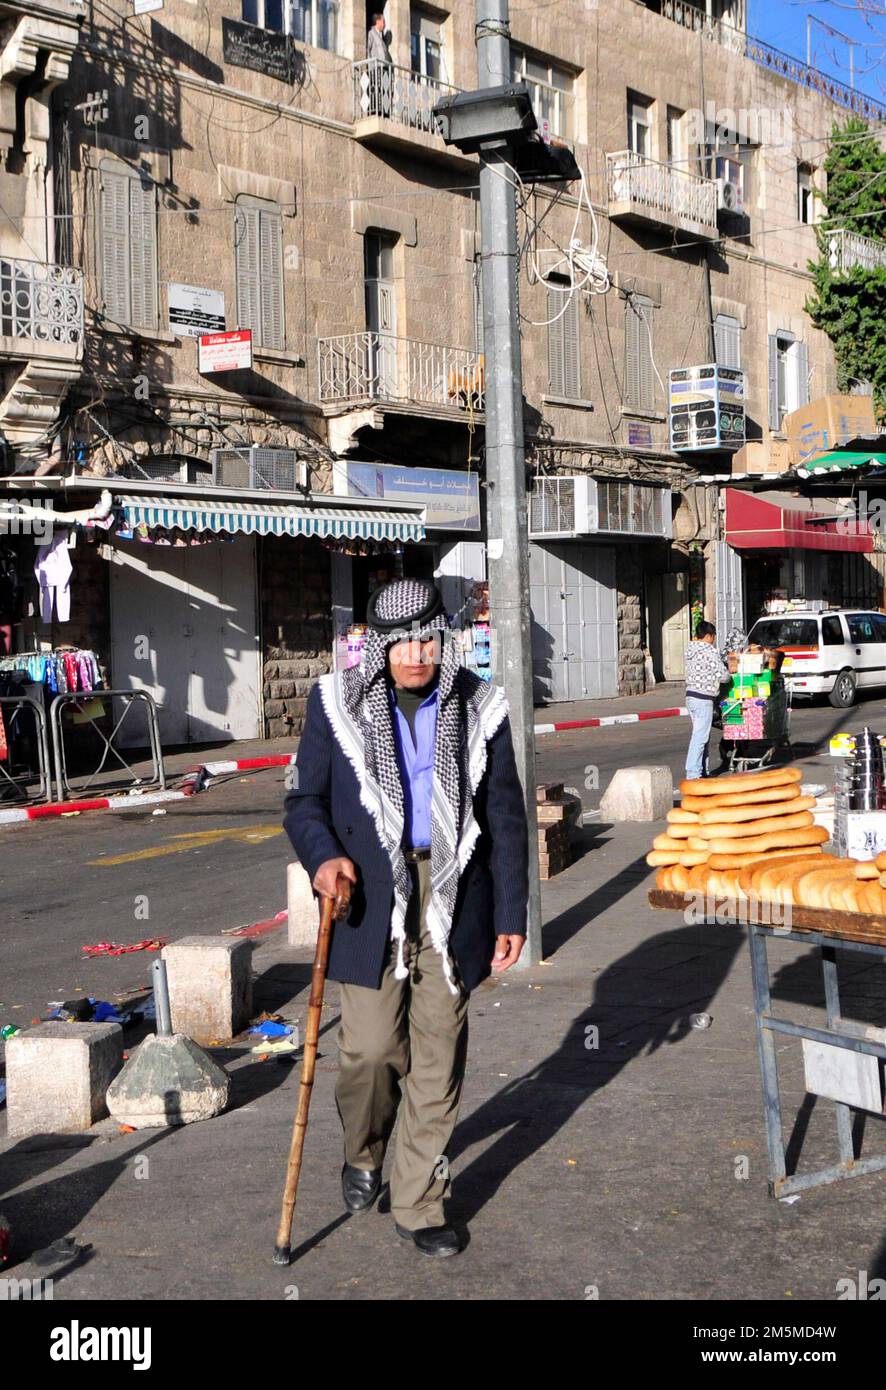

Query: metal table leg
left=747, top=921, right=787, bottom=1193
left=821, top=945, right=855, bottom=1166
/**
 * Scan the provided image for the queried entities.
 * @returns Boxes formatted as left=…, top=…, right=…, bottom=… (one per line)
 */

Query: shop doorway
left=648, top=570, right=690, bottom=681
left=110, top=537, right=260, bottom=745
left=530, top=541, right=617, bottom=702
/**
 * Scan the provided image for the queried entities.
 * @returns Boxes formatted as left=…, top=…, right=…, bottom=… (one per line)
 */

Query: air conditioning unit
left=715, top=157, right=744, bottom=216
left=528, top=476, right=598, bottom=537
left=210, top=446, right=309, bottom=492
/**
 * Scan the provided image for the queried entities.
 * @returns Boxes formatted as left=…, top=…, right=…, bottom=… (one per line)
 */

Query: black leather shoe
left=341, top=1164, right=382, bottom=1215
left=395, top=1222, right=461, bottom=1258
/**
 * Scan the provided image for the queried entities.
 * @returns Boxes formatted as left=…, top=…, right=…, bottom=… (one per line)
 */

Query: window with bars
left=235, top=197, right=284, bottom=350
left=100, top=164, right=158, bottom=332
left=624, top=293, right=654, bottom=412
left=713, top=313, right=742, bottom=369
left=511, top=48, right=575, bottom=140
left=546, top=278, right=581, bottom=398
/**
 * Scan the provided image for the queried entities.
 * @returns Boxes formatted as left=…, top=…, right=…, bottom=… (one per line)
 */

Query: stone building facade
left=0, top=0, right=880, bottom=737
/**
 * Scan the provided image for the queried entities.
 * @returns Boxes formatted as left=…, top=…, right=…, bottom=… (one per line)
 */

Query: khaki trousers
left=336, top=859, right=470, bottom=1231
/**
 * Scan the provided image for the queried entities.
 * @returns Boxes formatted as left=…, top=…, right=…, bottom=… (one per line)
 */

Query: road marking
left=89, top=824, right=283, bottom=866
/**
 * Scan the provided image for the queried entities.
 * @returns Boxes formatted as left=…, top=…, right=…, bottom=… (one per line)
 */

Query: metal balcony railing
left=606, top=150, right=718, bottom=229
left=827, top=229, right=886, bottom=275
left=318, top=332, right=485, bottom=412
left=0, top=258, right=83, bottom=352
left=353, top=59, right=458, bottom=134
left=659, top=1, right=886, bottom=124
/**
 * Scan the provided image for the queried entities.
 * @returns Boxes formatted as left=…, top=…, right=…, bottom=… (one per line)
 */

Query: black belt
left=403, top=847, right=431, bottom=863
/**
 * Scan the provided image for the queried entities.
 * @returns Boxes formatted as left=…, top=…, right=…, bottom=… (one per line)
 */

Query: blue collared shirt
left=390, top=685, right=438, bottom=850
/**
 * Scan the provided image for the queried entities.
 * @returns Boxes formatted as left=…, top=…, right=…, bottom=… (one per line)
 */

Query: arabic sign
left=168, top=284, right=225, bottom=339
left=222, top=18, right=296, bottom=83
left=345, top=462, right=481, bottom=532
left=198, top=329, right=253, bottom=374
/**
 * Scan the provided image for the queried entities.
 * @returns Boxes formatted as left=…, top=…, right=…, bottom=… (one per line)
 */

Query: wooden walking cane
left=273, top=873, right=351, bottom=1266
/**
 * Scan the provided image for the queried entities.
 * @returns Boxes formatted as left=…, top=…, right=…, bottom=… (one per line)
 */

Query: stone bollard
left=162, top=937, right=252, bottom=1044
left=6, top=1022, right=124, bottom=1138
left=287, top=861, right=320, bottom=948
left=599, top=765, right=674, bottom=823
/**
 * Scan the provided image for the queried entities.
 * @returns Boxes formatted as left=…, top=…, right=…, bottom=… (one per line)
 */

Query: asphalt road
left=2, top=688, right=886, bottom=1035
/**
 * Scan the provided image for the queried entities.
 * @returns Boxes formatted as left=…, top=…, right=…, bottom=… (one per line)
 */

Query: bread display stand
left=649, top=888, right=886, bottom=1199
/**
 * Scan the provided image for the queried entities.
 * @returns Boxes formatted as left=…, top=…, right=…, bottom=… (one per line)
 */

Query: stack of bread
left=647, top=765, right=886, bottom=915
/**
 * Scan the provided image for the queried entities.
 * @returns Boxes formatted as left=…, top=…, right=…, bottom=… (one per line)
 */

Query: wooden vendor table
left=650, top=889, right=886, bottom=1198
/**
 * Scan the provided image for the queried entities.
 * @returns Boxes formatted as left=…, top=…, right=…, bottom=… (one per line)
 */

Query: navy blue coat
left=283, top=679, right=529, bottom=992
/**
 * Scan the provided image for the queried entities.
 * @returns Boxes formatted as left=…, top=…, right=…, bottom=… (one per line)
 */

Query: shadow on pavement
left=449, top=921, right=743, bottom=1225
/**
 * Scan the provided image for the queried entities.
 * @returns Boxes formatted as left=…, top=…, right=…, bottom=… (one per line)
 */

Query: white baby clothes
left=34, top=532, right=73, bottom=623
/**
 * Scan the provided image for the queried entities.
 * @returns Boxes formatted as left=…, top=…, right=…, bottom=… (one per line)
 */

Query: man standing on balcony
left=367, top=11, right=392, bottom=115
left=284, top=578, right=528, bottom=1257
left=367, top=11, right=392, bottom=62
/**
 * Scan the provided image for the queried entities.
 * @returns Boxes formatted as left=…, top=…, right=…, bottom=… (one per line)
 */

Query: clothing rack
left=0, top=648, right=103, bottom=694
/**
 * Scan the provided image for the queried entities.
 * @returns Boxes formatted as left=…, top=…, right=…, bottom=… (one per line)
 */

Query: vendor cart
left=720, top=669, right=792, bottom=774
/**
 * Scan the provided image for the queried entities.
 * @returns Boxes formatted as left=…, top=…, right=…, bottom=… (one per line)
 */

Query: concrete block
left=162, top=936, right=252, bottom=1044
left=600, top=766, right=673, bottom=823
left=107, top=1034, right=230, bottom=1129
left=6, top=1022, right=124, bottom=1138
left=288, top=860, right=320, bottom=948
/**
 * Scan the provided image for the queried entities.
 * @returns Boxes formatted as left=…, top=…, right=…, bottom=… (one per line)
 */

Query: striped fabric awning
left=796, top=451, right=886, bottom=478
left=117, top=495, right=426, bottom=542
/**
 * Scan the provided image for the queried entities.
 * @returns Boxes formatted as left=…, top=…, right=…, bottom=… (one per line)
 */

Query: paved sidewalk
left=3, top=815, right=886, bottom=1300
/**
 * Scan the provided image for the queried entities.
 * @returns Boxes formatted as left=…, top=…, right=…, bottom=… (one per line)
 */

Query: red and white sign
left=198, top=329, right=253, bottom=374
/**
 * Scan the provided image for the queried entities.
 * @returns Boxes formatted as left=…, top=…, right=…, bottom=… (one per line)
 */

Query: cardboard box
left=732, top=439, right=792, bottom=474
left=784, top=393, right=878, bottom=467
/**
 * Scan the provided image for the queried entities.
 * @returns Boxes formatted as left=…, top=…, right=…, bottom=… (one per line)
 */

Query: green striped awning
left=796, top=451, right=886, bottom=477
left=117, top=495, right=426, bottom=542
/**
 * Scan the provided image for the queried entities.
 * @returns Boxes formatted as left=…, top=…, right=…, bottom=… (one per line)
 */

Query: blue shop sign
left=345, top=462, right=481, bottom=532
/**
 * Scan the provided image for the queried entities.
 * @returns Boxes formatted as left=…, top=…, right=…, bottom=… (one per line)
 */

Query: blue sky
left=749, top=0, right=886, bottom=98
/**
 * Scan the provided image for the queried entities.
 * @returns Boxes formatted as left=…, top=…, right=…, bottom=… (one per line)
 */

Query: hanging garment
left=34, top=534, right=73, bottom=623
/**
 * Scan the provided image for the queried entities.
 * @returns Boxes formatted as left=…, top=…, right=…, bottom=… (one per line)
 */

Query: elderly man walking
left=284, top=578, right=528, bottom=1257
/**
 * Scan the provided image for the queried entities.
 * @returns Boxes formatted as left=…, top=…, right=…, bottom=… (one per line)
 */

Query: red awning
left=724, top=488, right=873, bottom=553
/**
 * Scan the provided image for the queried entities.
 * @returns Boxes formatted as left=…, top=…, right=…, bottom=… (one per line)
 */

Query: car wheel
left=829, top=669, right=857, bottom=708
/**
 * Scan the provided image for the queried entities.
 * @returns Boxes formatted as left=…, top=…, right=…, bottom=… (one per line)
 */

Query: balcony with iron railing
left=827, top=229, right=886, bottom=275
left=606, top=150, right=719, bottom=239
left=0, top=257, right=84, bottom=360
left=318, top=332, right=484, bottom=417
left=658, top=1, right=886, bottom=124
left=352, top=60, right=472, bottom=166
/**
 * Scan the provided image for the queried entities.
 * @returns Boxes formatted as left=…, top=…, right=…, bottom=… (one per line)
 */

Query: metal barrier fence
left=50, top=689, right=166, bottom=802
left=0, top=694, right=52, bottom=804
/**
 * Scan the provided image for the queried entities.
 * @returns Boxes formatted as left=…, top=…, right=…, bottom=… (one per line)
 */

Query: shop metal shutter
left=235, top=204, right=261, bottom=339
left=100, top=170, right=129, bottom=326
left=258, top=206, right=284, bottom=350
left=768, top=333, right=780, bottom=430
left=128, top=175, right=158, bottom=330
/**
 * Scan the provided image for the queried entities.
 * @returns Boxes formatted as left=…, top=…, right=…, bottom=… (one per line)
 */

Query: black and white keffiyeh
left=318, top=579, right=509, bottom=993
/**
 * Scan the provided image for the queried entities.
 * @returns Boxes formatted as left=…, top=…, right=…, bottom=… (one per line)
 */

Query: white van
left=745, top=610, right=886, bottom=708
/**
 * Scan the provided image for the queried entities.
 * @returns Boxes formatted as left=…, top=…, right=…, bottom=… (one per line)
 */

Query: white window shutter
left=235, top=204, right=261, bottom=338
left=714, top=314, right=741, bottom=369
left=624, top=296, right=640, bottom=408
left=638, top=298, right=654, bottom=410
left=768, top=333, right=780, bottom=429
left=128, top=176, right=158, bottom=330
left=795, top=340, right=810, bottom=407
left=100, top=170, right=129, bottom=326
left=259, top=207, right=284, bottom=350
left=547, top=286, right=565, bottom=395
left=562, top=291, right=580, bottom=398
